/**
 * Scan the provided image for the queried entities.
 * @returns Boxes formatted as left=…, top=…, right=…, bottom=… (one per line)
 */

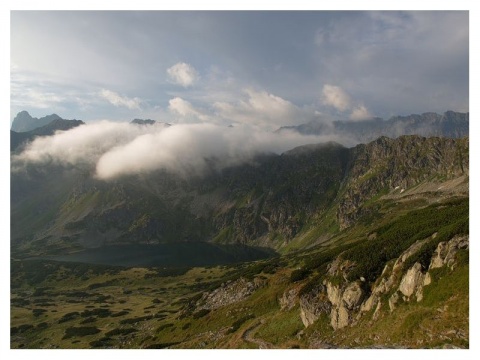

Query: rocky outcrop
left=280, top=287, right=300, bottom=311
left=398, top=262, right=426, bottom=301
left=429, top=235, right=469, bottom=270
left=199, top=277, right=266, bottom=310
left=298, top=286, right=331, bottom=327
left=337, top=136, right=468, bottom=229
left=300, top=235, right=468, bottom=330
left=326, top=281, right=365, bottom=329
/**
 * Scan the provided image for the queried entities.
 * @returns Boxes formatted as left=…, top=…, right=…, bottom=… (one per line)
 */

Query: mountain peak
left=11, top=111, right=62, bottom=132
left=131, top=119, right=156, bottom=125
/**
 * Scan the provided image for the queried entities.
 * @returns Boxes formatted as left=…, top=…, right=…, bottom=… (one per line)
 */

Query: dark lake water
left=49, top=242, right=277, bottom=268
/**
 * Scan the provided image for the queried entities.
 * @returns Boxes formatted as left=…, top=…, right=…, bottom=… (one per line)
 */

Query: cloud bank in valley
left=13, top=121, right=355, bottom=180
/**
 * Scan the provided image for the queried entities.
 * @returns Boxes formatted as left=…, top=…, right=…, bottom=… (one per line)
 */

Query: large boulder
left=398, top=262, right=425, bottom=301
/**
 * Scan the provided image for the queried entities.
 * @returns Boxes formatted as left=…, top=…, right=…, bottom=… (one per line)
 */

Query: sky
left=10, top=10, right=469, bottom=128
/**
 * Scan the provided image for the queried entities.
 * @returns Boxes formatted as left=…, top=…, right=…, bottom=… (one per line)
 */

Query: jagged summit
left=131, top=118, right=156, bottom=125
left=11, top=111, right=62, bottom=132
left=277, top=111, right=468, bottom=144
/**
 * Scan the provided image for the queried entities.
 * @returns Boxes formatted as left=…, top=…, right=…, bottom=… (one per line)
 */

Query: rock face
left=326, top=281, right=365, bottom=329
left=337, top=136, right=468, bottom=229
left=398, top=263, right=426, bottom=301
left=280, top=287, right=300, bottom=311
left=198, top=277, right=266, bottom=310
left=429, top=235, right=469, bottom=270
left=298, top=286, right=331, bottom=327
left=299, top=235, right=468, bottom=330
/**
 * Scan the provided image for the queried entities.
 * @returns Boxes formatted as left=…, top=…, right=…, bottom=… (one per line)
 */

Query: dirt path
left=242, top=320, right=274, bottom=349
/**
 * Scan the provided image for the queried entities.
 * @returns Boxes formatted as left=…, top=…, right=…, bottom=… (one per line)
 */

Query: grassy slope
left=11, top=184, right=469, bottom=348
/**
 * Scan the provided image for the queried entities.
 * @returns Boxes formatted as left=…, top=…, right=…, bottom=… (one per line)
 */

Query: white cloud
left=321, top=84, right=351, bottom=112
left=213, top=89, right=307, bottom=128
left=167, top=62, right=198, bottom=87
left=350, top=105, right=372, bottom=121
left=99, top=89, right=142, bottom=110
left=168, top=97, right=210, bottom=123
left=13, top=121, right=356, bottom=180
left=12, top=121, right=158, bottom=168
left=168, top=97, right=197, bottom=117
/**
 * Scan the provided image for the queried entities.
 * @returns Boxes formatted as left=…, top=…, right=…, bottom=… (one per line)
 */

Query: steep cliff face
left=337, top=136, right=468, bottom=229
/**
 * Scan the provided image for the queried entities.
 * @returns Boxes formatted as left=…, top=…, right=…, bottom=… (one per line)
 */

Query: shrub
left=119, top=315, right=154, bottom=325
left=32, top=308, right=47, bottom=317
left=226, top=314, right=255, bottom=334
left=192, top=309, right=210, bottom=319
left=342, top=198, right=468, bottom=283
left=58, top=311, right=80, bottom=323
left=156, top=323, right=174, bottom=332
left=290, top=268, right=310, bottom=283
left=105, top=328, right=137, bottom=337
left=62, top=326, right=101, bottom=339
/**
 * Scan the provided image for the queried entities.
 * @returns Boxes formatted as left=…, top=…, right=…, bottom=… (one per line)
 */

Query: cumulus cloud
left=349, top=105, right=372, bottom=121
left=99, top=89, right=142, bottom=110
left=321, top=84, right=373, bottom=121
left=321, top=84, right=351, bottom=112
left=213, top=89, right=308, bottom=128
left=13, top=121, right=355, bottom=180
left=167, top=62, right=198, bottom=87
left=168, top=97, right=210, bottom=122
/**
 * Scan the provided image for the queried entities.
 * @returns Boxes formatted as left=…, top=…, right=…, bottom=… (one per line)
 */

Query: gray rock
left=280, top=287, right=300, bottom=311
left=399, top=262, right=425, bottom=300
left=342, top=282, right=364, bottom=310
left=299, top=286, right=331, bottom=327
left=429, top=235, right=469, bottom=270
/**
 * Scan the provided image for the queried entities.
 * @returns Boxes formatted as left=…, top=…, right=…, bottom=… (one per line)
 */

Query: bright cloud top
left=167, top=62, right=198, bottom=87
left=13, top=121, right=355, bottom=180
left=99, top=89, right=142, bottom=110
left=322, top=84, right=373, bottom=121
left=322, top=84, right=351, bottom=112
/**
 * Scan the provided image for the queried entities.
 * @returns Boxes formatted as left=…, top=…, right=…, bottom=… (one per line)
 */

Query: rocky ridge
left=292, top=234, right=469, bottom=330
left=278, top=111, right=469, bottom=144
left=11, top=134, right=468, bottom=255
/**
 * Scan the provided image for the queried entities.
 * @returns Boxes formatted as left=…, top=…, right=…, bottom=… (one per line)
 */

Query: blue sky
left=10, top=10, right=469, bottom=128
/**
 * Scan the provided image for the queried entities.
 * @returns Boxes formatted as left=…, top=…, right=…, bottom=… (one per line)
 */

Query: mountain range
left=10, top=109, right=470, bottom=349
left=277, top=111, right=468, bottom=144
left=10, top=110, right=469, bottom=257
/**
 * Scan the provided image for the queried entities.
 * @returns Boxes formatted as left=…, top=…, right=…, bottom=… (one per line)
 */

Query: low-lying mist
left=12, top=121, right=356, bottom=180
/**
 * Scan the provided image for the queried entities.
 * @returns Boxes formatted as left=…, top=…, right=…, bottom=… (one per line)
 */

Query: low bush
left=192, top=309, right=210, bottom=319
left=156, top=323, right=174, bottom=332
left=58, top=311, right=80, bottom=323
left=62, top=326, right=101, bottom=339
left=105, top=327, right=137, bottom=337
left=226, top=314, right=255, bottom=334
left=290, top=268, right=310, bottom=283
